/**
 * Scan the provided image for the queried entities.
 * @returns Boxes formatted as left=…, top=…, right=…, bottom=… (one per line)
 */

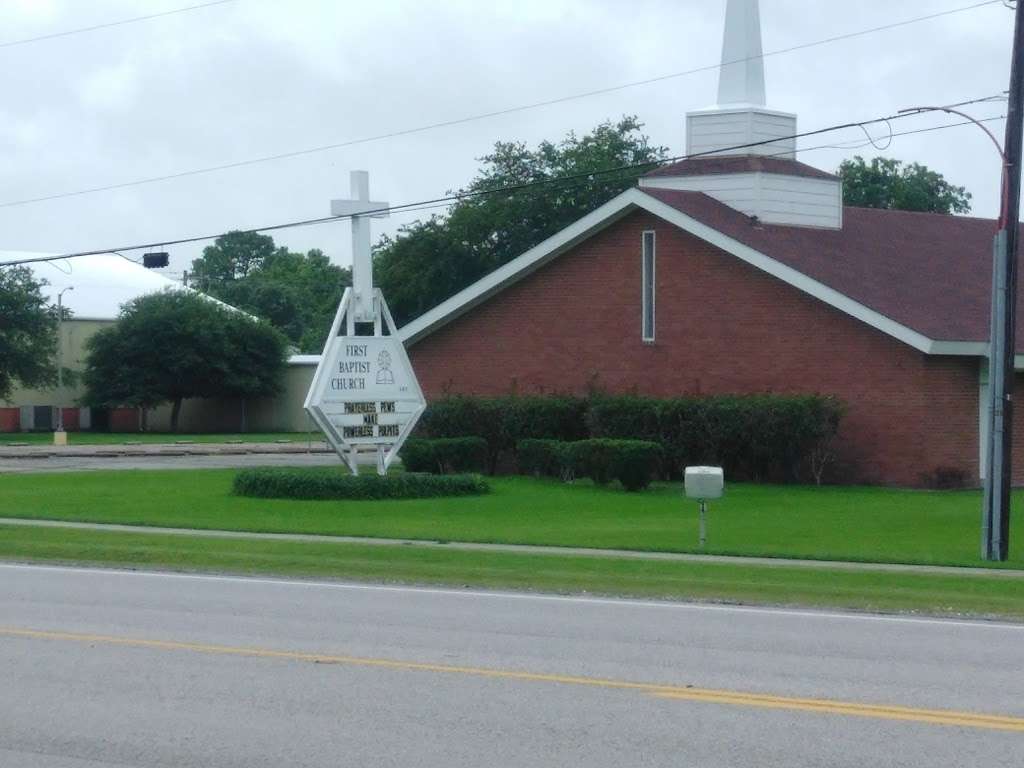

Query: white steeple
left=717, top=0, right=766, bottom=107
left=641, top=0, right=843, bottom=230
left=684, top=0, right=796, bottom=159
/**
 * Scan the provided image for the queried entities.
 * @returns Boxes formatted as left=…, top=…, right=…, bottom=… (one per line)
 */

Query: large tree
left=0, top=266, right=58, bottom=401
left=83, top=291, right=288, bottom=431
left=191, top=234, right=350, bottom=353
left=190, top=230, right=278, bottom=289
left=374, top=116, right=668, bottom=325
left=838, top=156, right=972, bottom=214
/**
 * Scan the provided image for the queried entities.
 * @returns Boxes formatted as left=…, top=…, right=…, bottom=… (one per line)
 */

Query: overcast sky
left=0, top=0, right=1015, bottom=280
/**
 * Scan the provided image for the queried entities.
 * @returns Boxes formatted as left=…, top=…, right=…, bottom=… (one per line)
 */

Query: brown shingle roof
left=646, top=155, right=839, bottom=181
left=643, top=188, right=1006, bottom=346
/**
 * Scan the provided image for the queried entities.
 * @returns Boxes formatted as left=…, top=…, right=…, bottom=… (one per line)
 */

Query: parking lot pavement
left=0, top=452, right=341, bottom=473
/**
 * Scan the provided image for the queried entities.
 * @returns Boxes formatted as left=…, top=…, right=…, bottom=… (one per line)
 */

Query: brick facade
left=0, top=408, right=18, bottom=433
left=409, top=211, right=984, bottom=486
left=108, top=407, right=140, bottom=432
left=60, top=408, right=80, bottom=432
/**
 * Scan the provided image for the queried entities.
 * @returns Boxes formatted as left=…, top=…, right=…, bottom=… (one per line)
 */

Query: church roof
left=643, top=188, right=998, bottom=346
left=0, top=251, right=187, bottom=321
left=399, top=186, right=1011, bottom=360
left=645, top=155, right=838, bottom=181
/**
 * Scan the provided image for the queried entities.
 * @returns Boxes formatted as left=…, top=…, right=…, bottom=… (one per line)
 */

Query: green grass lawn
left=0, top=432, right=317, bottom=446
left=1, top=469, right=1021, bottom=568
left=1, top=524, right=1019, bottom=619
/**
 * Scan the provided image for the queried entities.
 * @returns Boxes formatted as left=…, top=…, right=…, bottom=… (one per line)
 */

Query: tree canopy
left=190, top=230, right=279, bottom=287
left=191, top=233, right=350, bottom=353
left=838, top=156, right=972, bottom=214
left=83, top=291, right=288, bottom=431
left=0, top=266, right=58, bottom=401
left=374, top=116, right=668, bottom=325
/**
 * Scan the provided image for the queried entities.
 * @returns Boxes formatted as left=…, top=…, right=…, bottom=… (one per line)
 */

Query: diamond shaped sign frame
left=304, top=288, right=426, bottom=475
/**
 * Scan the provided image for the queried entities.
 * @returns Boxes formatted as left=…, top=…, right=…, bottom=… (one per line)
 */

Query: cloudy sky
left=0, top=0, right=1015, bottom=280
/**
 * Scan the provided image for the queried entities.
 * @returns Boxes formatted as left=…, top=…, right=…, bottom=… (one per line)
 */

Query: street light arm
left=898, top=105, right=1010, bottom=225
left=898, top=106, right=1006, bottom=158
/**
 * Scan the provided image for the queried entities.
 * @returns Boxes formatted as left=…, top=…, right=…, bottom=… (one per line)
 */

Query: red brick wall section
left=61, top=408, right=80, bottom=432
left=409, top=210, right=984, bottom=486
left=0, top=408, right=19, bottom=433
left=109, top=407, right=140, bottom=432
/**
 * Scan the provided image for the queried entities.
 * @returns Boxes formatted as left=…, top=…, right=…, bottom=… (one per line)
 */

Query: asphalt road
left=1, top=564, right=1022, bottom=767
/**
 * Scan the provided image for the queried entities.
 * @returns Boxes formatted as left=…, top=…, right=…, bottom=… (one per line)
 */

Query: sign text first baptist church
left=317, top=335, right=421, bottom=442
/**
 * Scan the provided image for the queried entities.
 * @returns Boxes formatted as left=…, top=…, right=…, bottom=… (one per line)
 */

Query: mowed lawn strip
left=1, top=469, right=1021, bottom=569
left=0, top=525, right=1020, bottom=619
left=0, top=432, right=315, bottom=446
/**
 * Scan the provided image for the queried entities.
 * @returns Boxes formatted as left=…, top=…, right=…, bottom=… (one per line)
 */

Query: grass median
left=0, top=469, right=1021, bottom=569
left=0, top=524, right=1020, bottom=619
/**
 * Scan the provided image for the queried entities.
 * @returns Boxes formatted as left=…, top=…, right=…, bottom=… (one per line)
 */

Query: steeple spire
left=648, top=0, right=841, bottom=230
left=717, top=0, right=766, bottom=107
left=683, top=0, right=794, bottom=159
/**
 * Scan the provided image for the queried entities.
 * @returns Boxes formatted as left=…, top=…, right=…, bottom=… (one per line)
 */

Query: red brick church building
left=401, top=1, right=1013, bottom=487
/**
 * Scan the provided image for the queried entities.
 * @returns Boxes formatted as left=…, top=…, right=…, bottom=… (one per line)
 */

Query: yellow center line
left=3, top=626, right=1022, bottom=733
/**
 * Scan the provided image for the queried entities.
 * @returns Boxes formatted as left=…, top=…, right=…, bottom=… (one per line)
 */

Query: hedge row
left=415, top=395, right=587, bottom=473
left=416, top=394, right=843, bottom=482
left=400, top=437, right=488, bottom=474
left=518, top=438, right=662, bottom=491
left=233, top=467, right=489, bottom=500
left=586, top=394, right=843, bottom=481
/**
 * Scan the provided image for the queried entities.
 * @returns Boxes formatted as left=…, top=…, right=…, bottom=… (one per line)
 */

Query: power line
left=0, top=0, right=236, bottom=50
left=0, top=0, right=1002, bottom=210
left=791, top=114, right=1007, bottom=155
left=306, top=111, right=1008, bottom=218
left=280, top=113, right=1011, bottom=217
left=0, top=95, right=1004, bottom=269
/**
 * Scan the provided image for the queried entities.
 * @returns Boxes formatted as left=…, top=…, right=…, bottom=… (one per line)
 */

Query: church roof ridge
left=645, top=155, right=838, bottom=181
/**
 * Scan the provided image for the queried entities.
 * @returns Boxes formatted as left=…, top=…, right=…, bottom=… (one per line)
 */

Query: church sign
left=305, top=329, right=425, bottom=472
left=305, top=170, right=425, bottom=474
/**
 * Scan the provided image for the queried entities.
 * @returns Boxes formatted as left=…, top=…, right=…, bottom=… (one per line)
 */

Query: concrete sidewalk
left=2, top=516, right=1021, bottom=579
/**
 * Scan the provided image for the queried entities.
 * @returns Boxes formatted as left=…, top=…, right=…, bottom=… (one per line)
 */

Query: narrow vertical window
left=642, top=231, right=656, bottom=342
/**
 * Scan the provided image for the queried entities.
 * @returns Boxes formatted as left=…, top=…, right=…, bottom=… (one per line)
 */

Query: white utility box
left=684, top=466, right=724, bottom=500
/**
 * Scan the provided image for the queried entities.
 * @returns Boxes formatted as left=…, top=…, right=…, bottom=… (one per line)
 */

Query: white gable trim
left=398, top=187, right=994, bottom=360
left=399, top=192, right=639, bottom=345
left=634, top=192, right=936, bottom=353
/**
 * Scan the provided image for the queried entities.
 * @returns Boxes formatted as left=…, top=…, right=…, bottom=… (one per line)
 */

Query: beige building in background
left=1, top=251, right=317, bottom=434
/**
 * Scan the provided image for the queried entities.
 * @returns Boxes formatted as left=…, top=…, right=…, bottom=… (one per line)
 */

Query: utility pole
left=983, top=0, right=1024, bottom=561
left=54, top=286, right=74, bottom=441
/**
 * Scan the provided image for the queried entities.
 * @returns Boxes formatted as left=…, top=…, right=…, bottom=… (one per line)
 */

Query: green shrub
left=566, top=439, right=619, bottom=485
left=232, top=468, right=489, bottom=500
left=516, top=439, right=568, bottom=478
left=417, top=395, right=587, bottom=473
left=564, top=439, right=661, bottom=489
left=398, top=439, right=437, bottom=473
left=399, top=437, right=488, bottom=474
left=419, top=393, right=843, bottom=483
left=588, top=394, right=842, bottom=482
left=519, top=438, right=661, bottom=490
left=609, top=440, right=663, bottom=491
left=433, top=437, right=488, bottom=473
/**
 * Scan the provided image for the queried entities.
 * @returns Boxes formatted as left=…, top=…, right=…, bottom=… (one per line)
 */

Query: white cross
left=331, top=170, right=389, bottom=322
